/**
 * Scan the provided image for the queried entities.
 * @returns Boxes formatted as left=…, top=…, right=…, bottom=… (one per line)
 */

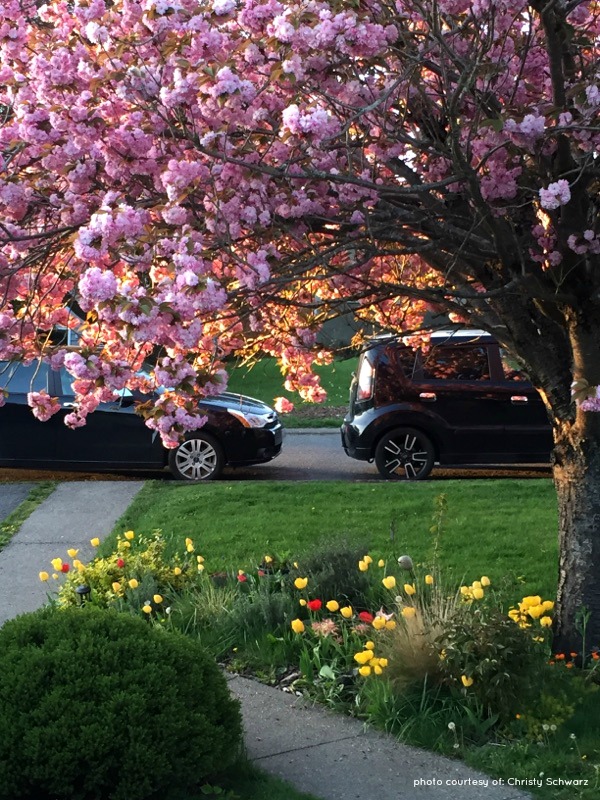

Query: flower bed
left=37, top=518, right=600, bottom=798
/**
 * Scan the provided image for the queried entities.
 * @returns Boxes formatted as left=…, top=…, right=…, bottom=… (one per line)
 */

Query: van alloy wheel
left=374, top=427, right=435, bottom=480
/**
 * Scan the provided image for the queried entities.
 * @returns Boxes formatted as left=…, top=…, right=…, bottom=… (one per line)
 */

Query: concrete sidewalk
left=0, top=481, right=531, bottom=800
left=0, top=481, right=143, bottom=626
left=228, top=675, right=530, bottom=800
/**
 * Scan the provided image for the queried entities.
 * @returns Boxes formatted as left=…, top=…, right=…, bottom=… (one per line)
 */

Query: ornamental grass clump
left=355, top=552, right=551, bottom=724
left=0, top=606, right=242, bottom=800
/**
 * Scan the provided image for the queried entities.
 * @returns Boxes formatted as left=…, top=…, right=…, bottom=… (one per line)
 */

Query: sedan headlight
left=227, top=408, right=276, bottom=428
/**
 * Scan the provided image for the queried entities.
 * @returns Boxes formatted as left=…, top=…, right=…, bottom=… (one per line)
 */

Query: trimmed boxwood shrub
left=0, top=606, right=242, bottom=800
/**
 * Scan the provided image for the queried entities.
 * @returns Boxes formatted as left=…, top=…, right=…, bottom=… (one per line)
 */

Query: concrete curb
left=284, top=428, right=340, bottom=435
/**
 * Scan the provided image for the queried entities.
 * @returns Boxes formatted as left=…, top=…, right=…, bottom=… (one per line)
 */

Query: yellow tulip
left=197, top=555, right=205, bottom=563
left=197, top=564, right=205, bottom=572
left=153, top=594, right=163, bottom=604
left=73, top=559, right=83, bottom=571
left=401, top=607, right=417, bottom=619
left=480, top=576, right=491, bottom=586
left=299, top=599, right=307, bottom=606
left=404, top=583, right=416, bottom=596
left=522, top=595, right=542, bottom=608
left=363, top=555, right=373, bottom=565
left=425, top=574, right=434, bottom=585
left=340, top=605, right=353, bottom=619
left=372, top=616, right=386, bottom=629
left=472, top=587, right=484, bottom=600
left=373, top=665, right=383, bottom=675
left=382, top=576, right=396, bottom=590
left=385, top=620, right=397, bottom=630
left=142, top=604, right=152, bottom=614
left=542, top=600, right=555, bottom=612
left=378, top=559, right=385, bottom=568
left=527, top=605, right=544, bottom=619
left=379, top=658, right=388, bottom=668
left=264, top=555, right=273, bottom=563
left=128, top=579, right=139, bottom=589
left=358, top=560, right=369, bottom=572
left=39, top=571, right=49, bottom=582
left=354, top=650, right=373, bottom=664
left=173, top=567, right=182, bottom=576
left=540, top=616, right=553, bottom=627
left=472, top=581, right=482, bottom=590
left=90, top=538, right=100, bottom=547
left=365, top=641, right=375, bottom=650
left=186, top=541, right=194, bottom=552
left=51, top=558, right=63, bottom=571
left=326, top=600, right=339, bottom=612
left=124, top=530, right=135, bottom=540
left=52, top=573, right=59, bottom=580
left=112, top=582, right=121, bottom=593
left=294, top=577, right=308, bottom=590
left=120, top=540, right=131, bottom=549
left=291, top=618, right=305, bottom=634
left=358, top=666, right=372, bottom=677
left=67, top=548, right=79, bottom=558
left=460, top=586, right=470, bottom=595
left=461, top=675, right=474, bottom=687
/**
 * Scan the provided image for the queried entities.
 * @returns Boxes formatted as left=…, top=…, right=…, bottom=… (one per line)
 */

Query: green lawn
left=227, top=357, right=355, bottom=426
left=111, top=478, right=558, bottom=598
left=104, top=477, right=600, bottom=800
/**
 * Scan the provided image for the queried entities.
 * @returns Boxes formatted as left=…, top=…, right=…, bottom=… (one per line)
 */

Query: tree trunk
left=552, top=412, right=600, bottom=659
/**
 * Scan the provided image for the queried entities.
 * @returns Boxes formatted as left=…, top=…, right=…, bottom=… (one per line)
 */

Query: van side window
left=375, top=346, right=417, bottom=403
left=421, top=345, right=490, bottom=381
left=0, top=361, right=50, bottom=393
left=499, top=349, right=529, bottom=382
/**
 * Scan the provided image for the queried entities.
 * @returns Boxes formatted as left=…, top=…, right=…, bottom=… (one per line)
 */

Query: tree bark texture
left=552, top=412, right=600, bottom=658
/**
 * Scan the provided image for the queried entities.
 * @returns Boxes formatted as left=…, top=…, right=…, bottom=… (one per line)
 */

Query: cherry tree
left=1, top=0, right=599, bottom=652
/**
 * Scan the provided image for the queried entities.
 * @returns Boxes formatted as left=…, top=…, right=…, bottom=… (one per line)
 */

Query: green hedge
left=0, top=607, right=242, bottom=800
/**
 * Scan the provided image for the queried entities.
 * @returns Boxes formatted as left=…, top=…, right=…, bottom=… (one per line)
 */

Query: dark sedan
left=0, top=361, right=283, bottom=480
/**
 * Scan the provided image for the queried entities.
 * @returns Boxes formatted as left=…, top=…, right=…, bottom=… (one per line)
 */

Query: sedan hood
left=199, top=392, right=276, bottom=415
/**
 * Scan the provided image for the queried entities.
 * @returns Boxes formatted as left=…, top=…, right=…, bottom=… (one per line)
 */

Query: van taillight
left=356, top=357, right=375, bottom=400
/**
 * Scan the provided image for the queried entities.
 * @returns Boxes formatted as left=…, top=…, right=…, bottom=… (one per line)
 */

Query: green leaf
left=319, top=664, right=336, bottom=680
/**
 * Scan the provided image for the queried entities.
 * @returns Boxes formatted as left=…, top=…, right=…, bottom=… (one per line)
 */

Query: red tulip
left=117, top=558, right=125, bottom=568
left=61, top=563, right=70, bottom=573
left=358, top=611, right=374, bottom=623
left=307, top=599, right=322, bottom=611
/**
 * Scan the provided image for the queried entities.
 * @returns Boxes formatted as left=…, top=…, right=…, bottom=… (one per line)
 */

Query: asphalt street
left=0, top=429, right=551, bottom=485
left=0, top=483, right=34, bottom=521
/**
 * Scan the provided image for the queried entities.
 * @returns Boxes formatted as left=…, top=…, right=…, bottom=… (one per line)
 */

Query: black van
left=341, top=330, right=552, bottom=479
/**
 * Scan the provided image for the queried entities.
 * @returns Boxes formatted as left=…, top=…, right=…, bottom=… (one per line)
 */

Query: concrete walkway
left=0, top=481, right=143, bottom=626
left=0, top=481, right=531, bottom=800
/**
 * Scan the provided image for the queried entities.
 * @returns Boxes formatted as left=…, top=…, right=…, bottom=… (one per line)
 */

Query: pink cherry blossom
left=539, top=180, right=572, bottom=210
left=274, top=397, right=294, bottom=414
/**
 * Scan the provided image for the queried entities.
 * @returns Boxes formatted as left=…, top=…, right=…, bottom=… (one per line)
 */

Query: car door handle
left=419, top=392, right=437, bottom=402
left=510, top=396, right=529, bottom=404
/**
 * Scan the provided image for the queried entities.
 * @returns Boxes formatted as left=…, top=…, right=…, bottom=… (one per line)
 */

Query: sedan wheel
left=374, top=427, right=435, bottom=480
left=168, top=433, right=225, bottom=481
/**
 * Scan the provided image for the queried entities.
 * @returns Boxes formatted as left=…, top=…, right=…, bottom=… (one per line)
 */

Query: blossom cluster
left=1, top=0, right=598, bottom=443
